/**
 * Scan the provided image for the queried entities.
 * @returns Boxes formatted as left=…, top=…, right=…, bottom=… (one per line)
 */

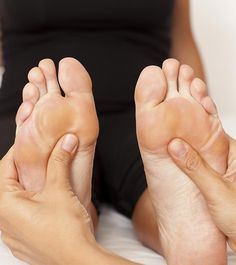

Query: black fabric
left=95, top=109, right=147, bottom=217
left=0, top=0, right=174, bottom=217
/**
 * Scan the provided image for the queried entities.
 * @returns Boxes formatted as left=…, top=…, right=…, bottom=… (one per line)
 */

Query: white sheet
left=0, top=204, right=236, bottom=265
left=97, top=205, right=236, bottom=265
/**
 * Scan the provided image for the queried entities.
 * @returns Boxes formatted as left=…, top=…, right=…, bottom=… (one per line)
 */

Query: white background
left=191, top=0, right=236, bottom=136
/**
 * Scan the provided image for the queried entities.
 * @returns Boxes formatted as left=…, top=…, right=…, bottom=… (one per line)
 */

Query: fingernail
left=61, top=134, right=78, bottom=153
left=169, top=139, right=187, bottom=159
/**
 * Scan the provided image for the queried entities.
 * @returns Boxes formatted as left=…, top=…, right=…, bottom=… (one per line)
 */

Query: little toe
left=38, top=59, right=61, bottom=94
left=22, top=83, right=40, bottom=104
left=135, top=65, right=167, bottom=108
left=162, top=58, right=180, bottom=98
left=28, top=67, right=47, bottom=97
left=178, top=64, right=194, bottom=97
left=58, top=57, right=92, bottom=97
left=190, top=78, right=208, bottom=103
left=15, top=101, right=34, bottom=127
left=201, top=96, right=218, bottom=115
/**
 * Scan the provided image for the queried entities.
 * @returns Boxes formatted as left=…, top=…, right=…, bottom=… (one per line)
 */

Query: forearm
left=170, top=0, right=205, bottom=82
left=93, top=247, right=141, bottom=265
left=170, top=36, right=205, bottom=81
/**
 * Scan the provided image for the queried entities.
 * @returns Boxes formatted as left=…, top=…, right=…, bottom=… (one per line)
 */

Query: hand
left=0, top=134, right=97, bottom=265
left=0, top=134, right=140, bottom=265
left=168, top=136, right=236, bottom=252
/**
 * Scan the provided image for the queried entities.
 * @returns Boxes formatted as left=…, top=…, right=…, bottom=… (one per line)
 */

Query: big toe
left=59, top=57, right=98, bottom=148
left=58, top=57, right=92, bottom=96
left=135, top=65, right=167, bottom=108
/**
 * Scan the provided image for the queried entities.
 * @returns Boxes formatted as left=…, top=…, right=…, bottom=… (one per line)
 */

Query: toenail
left=61, top=134, right=78, bottom=153
left=169, top=139, right=187, bottom=159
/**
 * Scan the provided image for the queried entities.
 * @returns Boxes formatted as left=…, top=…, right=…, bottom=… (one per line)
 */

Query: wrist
left=56, top=225, right=139, bottom=265
left=51, top=222, right=95, bottom=265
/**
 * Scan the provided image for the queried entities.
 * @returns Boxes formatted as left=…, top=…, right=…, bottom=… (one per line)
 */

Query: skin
left=14, top=58, right=99, bottom=228
left=0, top=134, right=138, bottom=265
left=168, top=136, right=236, bottom=252
left=0, top=0, right=206, bottom=256
left=132, top=0, right=206, bottom=254
left=134, top=58, right=228, bottom=265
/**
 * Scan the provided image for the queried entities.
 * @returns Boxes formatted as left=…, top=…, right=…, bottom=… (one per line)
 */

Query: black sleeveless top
left=0, top=0, right=174, bottom=114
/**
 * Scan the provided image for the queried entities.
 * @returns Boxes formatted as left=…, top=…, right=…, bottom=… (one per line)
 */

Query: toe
left=15, top=101, right=34, bottom=127
left=178, top=64, right=194, bottom=97
left=190, top=78, right=208, bottom=103
left=28, top=67, right=47, bottom=96
left=162, top=58, right=180, bottom=98
left=22, top=83, right=40, bottom=104
left=58, top=57, right=92, bottom=96
left=201, top=96, right=218, bottom=115
left=190, top=78, right=217, bottom=115
left=38, top=59, right=61, bottom=94
left=135, top=65, right=167, bottom=107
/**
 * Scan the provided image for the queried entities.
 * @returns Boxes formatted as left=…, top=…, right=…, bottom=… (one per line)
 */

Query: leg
left=134, top=59, right=228, bottom=264
left=132, top=189, right=163, bottom=254
left=14, top=58, right=99, bottom=213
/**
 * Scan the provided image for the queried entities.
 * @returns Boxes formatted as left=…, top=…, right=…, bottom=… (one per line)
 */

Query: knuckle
left=186, top=151, right=201, bottom=171
left=1, top=232, right=7, bottom=243
left=1, top=232, right=11, bottom=246
left=1, top=234, right=22, bottom=260
left=53, top=152, right=70, bottom=165
left=0, top=192, right=11, bottom=214
left=11, top=250, right=22, bottom=260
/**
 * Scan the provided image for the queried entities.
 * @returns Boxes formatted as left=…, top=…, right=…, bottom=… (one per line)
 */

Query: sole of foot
left=14, top=58, right=99, bottom=209
left=135, top=59, right=228, bottom=265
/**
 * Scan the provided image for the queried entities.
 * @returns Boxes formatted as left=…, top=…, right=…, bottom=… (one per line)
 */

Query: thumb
left=45, top=134, right=78, bottom=190
left=168, top=138, right=227, bottom=203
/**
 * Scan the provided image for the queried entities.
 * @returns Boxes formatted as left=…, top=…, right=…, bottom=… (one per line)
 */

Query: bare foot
left=14, top=58, right=99, bottom=209
left=135, top=59, right=228, bottom=264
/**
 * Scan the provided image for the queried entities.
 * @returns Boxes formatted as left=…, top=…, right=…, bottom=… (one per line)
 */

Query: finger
left=1, top=232, right=28, bottom=264
left=1, top=232, right=18, bottom=249
left=45, top=134, right=78, bottom=190
left=168, top=139, right=227, bottom=202
left=0, top=146, right=22, bottom=191
left=228, top=136, right=236, bottom=169
left=228, top=238, right=236, bottom=253
left=1, top=232, right=23, bottom=254
left=229, top=135, right=236, bottom=150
